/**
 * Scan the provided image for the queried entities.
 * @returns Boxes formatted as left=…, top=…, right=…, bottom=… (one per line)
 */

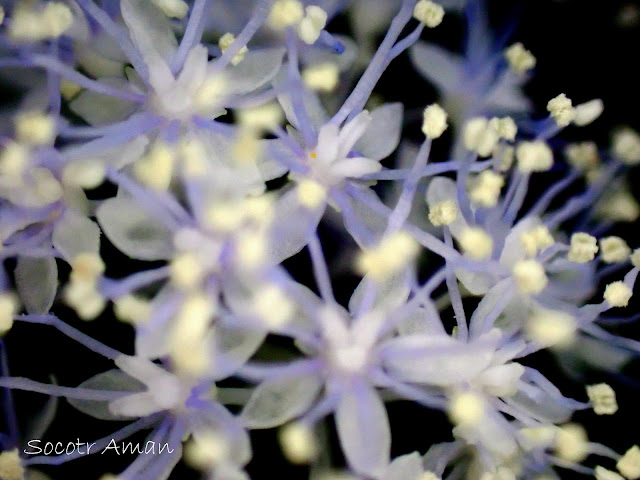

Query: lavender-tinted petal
left=225, top=48, right=285, bottom=96
left=120, top=0, right=177, bottom=90
left=354, top=103, right=403, bottom=162
left=268, top=188, right=325, bottom=264
left=68, top=369, right=146, bottom=420
left=241, top=374, right=323, bottom=429
left=335, top=381, right=390, bottom=477
left=410, top=42, right=464, bottom=93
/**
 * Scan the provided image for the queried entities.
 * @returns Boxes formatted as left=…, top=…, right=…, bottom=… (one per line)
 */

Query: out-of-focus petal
left=335, top=381, right=390, bottom=477
left=52, top=209, right=101, bottom=261
left=15, top=257, right=58, bottom=314
left=96, top=196, right=173, bottom=261
left=354, top=103, right=403, bottom=161
left=241, top=374, right=323, bottom=428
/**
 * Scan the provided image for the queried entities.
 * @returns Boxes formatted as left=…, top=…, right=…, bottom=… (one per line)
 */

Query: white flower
left=302, top=111, right=383, bottom=186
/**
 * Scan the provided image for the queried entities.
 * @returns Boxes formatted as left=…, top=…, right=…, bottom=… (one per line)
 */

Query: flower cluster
left=0, top=1, right=639, bottom=480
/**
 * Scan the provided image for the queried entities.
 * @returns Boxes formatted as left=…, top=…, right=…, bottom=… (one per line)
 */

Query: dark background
left=2, top=0, right=640, bottom=478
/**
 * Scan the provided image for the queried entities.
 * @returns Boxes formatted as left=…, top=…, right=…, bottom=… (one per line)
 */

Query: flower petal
left=384, top=452, right=424, bottom=480
left=52, top=209, right=101, bottom=262
left=120, top=0, right=177, bottom=90
left=268, top=187, right=324, bottom=263
left=348, top=271, right=411, bottom=315
left=15, top=257, right=58, bottom=314
left=335, top=381, right=390, bottom=477
left=212, top=327, right=266, bottom=380
left=276, top=72, right=329, bottom=132
left=355, top=103, right=403, bottom=161
left=337, top=111, right=371, bottom=159
left=241, top=374, right=323, bottom=428
left=330, top=157, right=381, bottom=179
left=67, top=369, right=146, bottom=420
left=410, top=42, right=464, bottom=92
left=381, top=333, right=496, bottom=386
left=96, top=196, right=173, bottom=261
left=226, top=48, right=285, bottom=96
left=69, top=78, right=139, bottom=126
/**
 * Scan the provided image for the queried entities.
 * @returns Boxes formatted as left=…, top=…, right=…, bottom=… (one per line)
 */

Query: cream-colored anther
left=520, top=225, right=554, bottom=256
left=565, top=142, right=599, bottom=171
left=448, top=391, right=485, bottom=426
left=279, top=423, right=318, bottom=464
left=513, top=259, right=548, bottom=294
left=357, top=232, right=420, bottom=280
left=516, top=141, right=553, bottom=173
left=218, top=33, right=248, bottom=65
left=413, top=0, right=445, bottom=27
left=422, top=103, right=448, bottom=139
left=0, top=449, right=24, bottom=480
left=568, top=233, right=599, bottom=263
left=464, top=117, right=499, bottom=157
left=489, top=117, right=517, bottom=142
left=151, top=0, right=189, bottom=18
left=297, top=6, right=327, bottom=44
left=595, top=467, right=626, bottom=480
left=504, top=43, right=536, bottom=73
left=586, top=383, right=618, bottom=415
left=604, top=281, right=633, bottom=307
left=617, top=445, right=640, bottom=480
left=470, top=171, right=504, bottom=207
left=428, top=199, right=457, bottom=226
left=0, top=293, right=18, bottom=336
left=302, top=63, right=339, bottom=92
left=458, top=227, right=493, bottom=260
left=268, top=0, right=304, bottom=30
left=554, top=423, right=588, bottom=462
left=600, top=236, right=631, bottom=263
left=547, top=94, right=575, bottom=127
left=525, top=308, right=576, bottom=348
left=613, top=128, right=640, bottom=165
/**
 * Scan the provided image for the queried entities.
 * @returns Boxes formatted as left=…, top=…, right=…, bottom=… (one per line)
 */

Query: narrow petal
left=68, top=369, right=145, bottom=421
left=330, top=157, right=381, bottom=179
left=337, top=111, right=371, bottom=159
left=335, top=381, right=390, bottom=476
left=175, top=45, right=209, bottom=95
left=120, top=0, right=177, bottom=90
